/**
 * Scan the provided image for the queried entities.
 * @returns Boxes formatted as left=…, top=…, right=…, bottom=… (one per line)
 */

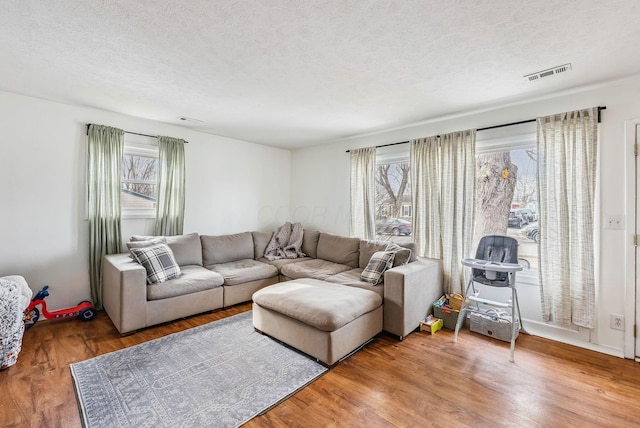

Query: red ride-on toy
left=23, top=285, right=96, bottom=329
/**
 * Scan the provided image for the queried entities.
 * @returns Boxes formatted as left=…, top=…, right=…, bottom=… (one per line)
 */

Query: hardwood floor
left=2, top=305, right=639, bottom=427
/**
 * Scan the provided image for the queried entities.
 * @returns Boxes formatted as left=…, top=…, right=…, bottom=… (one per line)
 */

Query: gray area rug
left=70, top=311, right=327, bottom=428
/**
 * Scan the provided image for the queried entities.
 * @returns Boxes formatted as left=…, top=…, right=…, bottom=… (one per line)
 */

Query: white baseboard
left=522, top=318, right=625, bottom=359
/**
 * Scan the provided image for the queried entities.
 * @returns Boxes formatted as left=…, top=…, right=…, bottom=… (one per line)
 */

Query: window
left=375, top=151, right=412, bottom=243
left=121, top=138, right=158, bottom=218
left=475, top=132, right=538, bottom=282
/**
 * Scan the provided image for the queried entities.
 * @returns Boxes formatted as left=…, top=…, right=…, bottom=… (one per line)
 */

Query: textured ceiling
left=1, top=1, right=640, bottom=149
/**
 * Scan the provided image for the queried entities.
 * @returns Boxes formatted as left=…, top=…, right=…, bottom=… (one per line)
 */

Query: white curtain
left=411, top=130, right=476, bottom=294
left=537, top=107, right=598, bottom=328
left=154, top=136, right=186, bottom=236
left=440, top=130, right=477, bottom=294
left=350, top=147, right=376, bottom=239
left=87, top=124, right=124, bottom=309
left=411, top=137, right=441, bottom=259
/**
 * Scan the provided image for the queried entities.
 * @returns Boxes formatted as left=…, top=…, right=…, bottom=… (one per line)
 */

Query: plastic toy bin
left=433, top=295, right=466, bottom=330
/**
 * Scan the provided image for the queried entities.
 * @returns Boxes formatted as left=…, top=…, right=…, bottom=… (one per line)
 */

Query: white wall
left=0, top=90, right=290, bottom=310
left=291, top=75, right=640, bottom=357
left=3, top=74, right=638, bottom=357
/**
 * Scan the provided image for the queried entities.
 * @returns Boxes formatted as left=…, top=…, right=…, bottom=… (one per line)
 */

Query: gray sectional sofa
left=102, top=229, right=443, bottom=338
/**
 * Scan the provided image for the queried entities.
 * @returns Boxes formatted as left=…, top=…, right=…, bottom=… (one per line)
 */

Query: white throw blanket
left=264, top=222, right=306, bottom=261
left=0, top=277, right=31, bottom=338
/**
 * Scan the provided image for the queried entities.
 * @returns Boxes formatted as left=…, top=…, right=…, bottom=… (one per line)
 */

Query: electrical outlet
left=604, top=214, right=624, bottom=230
left=610, top=314, right=625, bottom=331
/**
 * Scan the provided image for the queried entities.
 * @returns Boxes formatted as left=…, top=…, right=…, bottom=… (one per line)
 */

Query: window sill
left=122, top=211, right=156, bottom=220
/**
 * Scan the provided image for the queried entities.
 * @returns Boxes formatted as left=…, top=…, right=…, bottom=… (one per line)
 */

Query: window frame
left=475, top=131, right=539, bottom=286
left=121, top=136, right=158, bottom=219
left=375, top=148, right=412, bottom=242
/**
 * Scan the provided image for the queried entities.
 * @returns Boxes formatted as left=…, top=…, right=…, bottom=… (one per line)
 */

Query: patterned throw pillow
left=130, top=244, right=181, bottom=285
left=361, top=251, right=395, bottom=285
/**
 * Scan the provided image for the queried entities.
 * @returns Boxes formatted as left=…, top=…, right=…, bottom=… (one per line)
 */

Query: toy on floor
left=23, top=286, right=96, bottom=330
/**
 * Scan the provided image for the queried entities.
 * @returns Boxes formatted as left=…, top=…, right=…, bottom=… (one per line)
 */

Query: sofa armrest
left=383, top=257, right=443, bottom=339
left=103, top=254, right=147, bottom=334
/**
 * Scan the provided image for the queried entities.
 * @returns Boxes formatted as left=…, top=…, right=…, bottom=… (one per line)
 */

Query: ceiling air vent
left=524, top=63, right=572, bottom=82
left=178, top=116, right=203, bottom=123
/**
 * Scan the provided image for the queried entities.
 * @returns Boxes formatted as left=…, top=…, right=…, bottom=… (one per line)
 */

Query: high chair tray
left=461, top=258, right=523, bottom=272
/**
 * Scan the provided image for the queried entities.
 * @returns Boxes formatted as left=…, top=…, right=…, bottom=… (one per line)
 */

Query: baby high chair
left=452, top=235, right=525, bottom=362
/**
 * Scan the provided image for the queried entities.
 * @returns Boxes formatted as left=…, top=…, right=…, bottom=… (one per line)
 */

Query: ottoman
left=252, top=278, right=383, bottom=366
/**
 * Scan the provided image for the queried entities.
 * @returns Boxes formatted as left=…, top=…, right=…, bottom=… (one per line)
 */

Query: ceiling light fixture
left=524, top=63, right=572, bottom=82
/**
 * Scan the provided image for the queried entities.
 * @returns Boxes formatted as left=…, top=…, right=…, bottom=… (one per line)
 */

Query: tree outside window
left=375, top=160, right=412, bottom=242
left=475, top=146, right=538, bottom=272
left=372, top=142, right=537, bottom=269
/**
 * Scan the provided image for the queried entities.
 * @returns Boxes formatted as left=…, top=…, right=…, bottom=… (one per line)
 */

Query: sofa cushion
left=166, top=233, right=203, bottom=266
left=258, top=257, right=312, bottom=273
left=302, top=229, right=320, bottom=259
left=324, top=268, right=384, bottom=297
left=252, top=278, right=382, bottom=331
left=280, top=258, right=351, bottom=280
left=358, top=240, right=390, bottom=269
left=252, top=231, right=274, bottom=259
left=207, top=259, right=278, bottom=286
left=360, top=251, right=395, bottom=285
left=130, top=244, right=182, bottom=285
left=131, top=233, right=203, bottom=267
left=316, top=232, right=360, bottom=268
left=146, top=265, right=224, bottom=301
left=201, top=232, right=254, bottom=265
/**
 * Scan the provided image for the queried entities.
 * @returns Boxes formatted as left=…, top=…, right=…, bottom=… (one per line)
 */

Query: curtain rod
left=345, top=106, right=606, bottom=153
left=85, top=124, right=189, bottom=143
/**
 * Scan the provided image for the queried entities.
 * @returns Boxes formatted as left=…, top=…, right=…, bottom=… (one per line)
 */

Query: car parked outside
left=519, top=208, right=536, bottom=223
left=376, top=218, right=412, bottom=236
left=508, top=210, right=529, bottom=228
left=525, top=224, right=539, bottom=243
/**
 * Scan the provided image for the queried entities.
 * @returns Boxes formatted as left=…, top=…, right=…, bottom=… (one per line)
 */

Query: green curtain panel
left=154, top=136, right=186, bottom=236
left=87, top=124, right=124, bottom=310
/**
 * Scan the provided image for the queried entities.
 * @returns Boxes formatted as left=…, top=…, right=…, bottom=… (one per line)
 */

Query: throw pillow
left=385, top=242, right=412, bottom=267
left=361, top=251, right=395, bottom=285
left=129, top=234, right=159, bottom=241
left=401, top=242, right=418, bottom=263
left=126, top=237, right=167, bottom=259
left=130, top=244, right=181, bottom=285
